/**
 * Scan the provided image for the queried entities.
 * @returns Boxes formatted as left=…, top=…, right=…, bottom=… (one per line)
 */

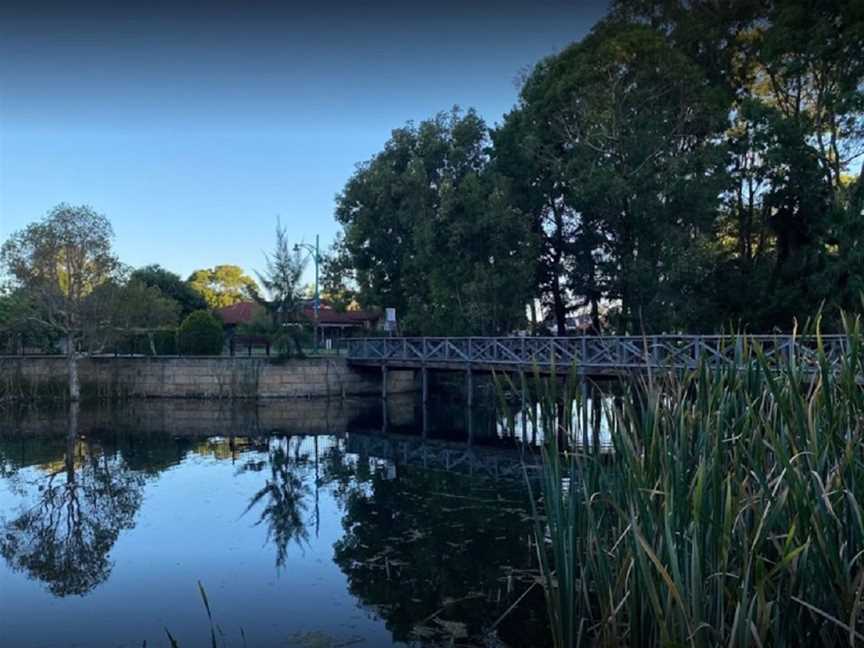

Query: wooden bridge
left=346, top=335, right=851, bottom=375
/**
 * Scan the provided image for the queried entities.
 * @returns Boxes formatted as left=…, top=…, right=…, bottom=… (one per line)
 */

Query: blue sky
left=0, top=1, right=607, bottom=281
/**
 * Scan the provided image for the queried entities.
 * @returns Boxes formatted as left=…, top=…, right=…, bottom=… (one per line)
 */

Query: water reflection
left=0, top=392, right=568, bottom=647
left=332, top=464, right=543, bottom=645
left=240, top=437, right=314, bottom=568
left=0, top=405, right=145, bottom=597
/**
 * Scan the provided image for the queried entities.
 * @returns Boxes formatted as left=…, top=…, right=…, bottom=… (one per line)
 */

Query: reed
left=524, top=319, right=864, bottom=647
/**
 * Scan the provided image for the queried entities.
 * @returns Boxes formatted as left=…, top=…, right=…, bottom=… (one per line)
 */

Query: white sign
left=384, top=308, right=396, bottom=333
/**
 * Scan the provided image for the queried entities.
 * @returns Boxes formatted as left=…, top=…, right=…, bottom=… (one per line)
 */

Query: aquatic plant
left=525, top=320, right=864, bottom=647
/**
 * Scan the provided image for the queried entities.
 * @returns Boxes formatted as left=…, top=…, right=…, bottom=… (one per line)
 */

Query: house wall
left=0, top=356, right=414, bottom=400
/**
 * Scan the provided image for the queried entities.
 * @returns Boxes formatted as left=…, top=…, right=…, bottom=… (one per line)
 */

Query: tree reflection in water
left=326, top=453, right=548, bottom=647
left=240, top=436, right=314, bottom=569
left=0, top=404, right=145, bottom=597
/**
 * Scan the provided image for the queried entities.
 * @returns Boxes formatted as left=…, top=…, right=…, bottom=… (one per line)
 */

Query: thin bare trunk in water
left=66, top=400, right=79, bottom=483
left=67, top=335, right=80, bottom=401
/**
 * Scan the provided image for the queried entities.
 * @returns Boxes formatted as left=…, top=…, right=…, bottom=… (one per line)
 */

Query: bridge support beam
left=520, top=370, right=527, bottom=445
left=381, top=364, right=388, bottom=400
left=421, top=366, right=428, bottom=438
left=581, top=379, right=589, bottom=450
left=466, top=366, right=473, bottom=445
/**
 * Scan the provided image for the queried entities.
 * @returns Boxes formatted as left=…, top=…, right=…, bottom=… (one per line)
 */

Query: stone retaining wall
left=0, top=356, right=414, bottom=400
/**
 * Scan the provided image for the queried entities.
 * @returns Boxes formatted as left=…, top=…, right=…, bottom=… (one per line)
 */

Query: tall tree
left=335, top=108, right=537, bottom=334
left=253, top=219, right=308, bottom=326
left=499, top=20, right=729, bottom=333
left=750, top=0, right=864, bottom=326
left=187, top=264, right=258, bottom=309
left=1, top=204, right=121, bottom=399
left=610, top=0, right=864, bottom=330
left=319, top=235, right=358, bottom=312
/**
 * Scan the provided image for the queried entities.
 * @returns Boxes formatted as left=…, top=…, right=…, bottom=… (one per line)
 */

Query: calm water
left=0, top=393, right=551, bottom=647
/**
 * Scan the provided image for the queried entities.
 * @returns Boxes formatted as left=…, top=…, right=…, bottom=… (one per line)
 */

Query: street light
left=294, top=234, right=321, bottom=351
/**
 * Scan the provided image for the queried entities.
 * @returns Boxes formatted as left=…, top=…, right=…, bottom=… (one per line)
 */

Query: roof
left=215, top=301, right=265, bottom=326
left=302, top=305, right=380, bottom=325
left=215, top=301, right=379, bottom=327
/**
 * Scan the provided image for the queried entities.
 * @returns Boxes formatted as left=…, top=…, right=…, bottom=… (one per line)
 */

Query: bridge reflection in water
left=0, top=379, right=613, bottom=483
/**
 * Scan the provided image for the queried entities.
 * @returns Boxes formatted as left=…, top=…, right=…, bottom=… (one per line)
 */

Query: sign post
left=384, top=308, right=397, bottom=335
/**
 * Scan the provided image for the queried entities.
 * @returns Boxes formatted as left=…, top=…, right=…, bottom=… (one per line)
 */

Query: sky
left=0, top=0, right=608, bottom=282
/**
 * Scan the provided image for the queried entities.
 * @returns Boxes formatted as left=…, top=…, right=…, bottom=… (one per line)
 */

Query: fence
left=346, top=335, right=851, bottom=373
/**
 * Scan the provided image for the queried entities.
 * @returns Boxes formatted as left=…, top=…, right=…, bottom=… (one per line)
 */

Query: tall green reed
left=513, top=322, right=864, bottom=648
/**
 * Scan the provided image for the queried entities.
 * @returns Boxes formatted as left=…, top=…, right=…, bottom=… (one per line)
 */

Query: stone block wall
left=0, top=356, right=415, bottom=400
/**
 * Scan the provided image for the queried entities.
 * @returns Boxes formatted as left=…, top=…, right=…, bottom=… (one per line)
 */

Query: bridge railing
left=346, top=335, right=851, bottom=371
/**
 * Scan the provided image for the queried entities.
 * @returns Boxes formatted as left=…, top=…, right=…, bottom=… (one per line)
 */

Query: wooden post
left=421, top=366, right=428, bottom=438
left=581, top=378, right=589, bottom=451
left=520, top=369, right=527, bottom=445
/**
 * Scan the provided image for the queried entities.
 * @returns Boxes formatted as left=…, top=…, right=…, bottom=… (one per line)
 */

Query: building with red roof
left=214, top=300, right=381, bottom=344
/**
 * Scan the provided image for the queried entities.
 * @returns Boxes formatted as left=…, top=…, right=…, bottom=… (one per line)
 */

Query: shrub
left=178, top=311, right=223, bottom=355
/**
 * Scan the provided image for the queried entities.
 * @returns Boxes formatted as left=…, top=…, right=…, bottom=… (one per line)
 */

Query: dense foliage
left=335, top=109, right=538, bottom=335
left=129, top=264, right=208, bottom=317
left=187, top=265, right=258, bottom=309
left=334, top=0, right=864, bottom=334
left=178, top=310, right=224, bottom=356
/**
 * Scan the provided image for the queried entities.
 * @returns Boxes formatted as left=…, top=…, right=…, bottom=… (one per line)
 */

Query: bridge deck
left=347, top=335, right=850, bottom=374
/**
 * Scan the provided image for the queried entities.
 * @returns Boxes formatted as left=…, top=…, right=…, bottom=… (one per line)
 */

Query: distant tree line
left=332, top=0, right=864, bottom=334
left=0, top=205, right=316, bottom=398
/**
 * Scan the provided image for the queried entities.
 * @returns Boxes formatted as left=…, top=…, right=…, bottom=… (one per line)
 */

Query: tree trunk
left=66, top=400, right=80, bottom=482
left=552, top=274, right=567, bottom=336
left=550, top=202, right=568, bottom=336
left=148, top=332, right=157, bottom=356
left=590, top=297, right=600, bottom=332
left=67, top=335, right=80, bottom=402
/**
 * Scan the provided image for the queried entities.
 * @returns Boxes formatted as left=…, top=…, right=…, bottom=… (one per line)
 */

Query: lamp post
left=294, top=234, right=321, bottom=351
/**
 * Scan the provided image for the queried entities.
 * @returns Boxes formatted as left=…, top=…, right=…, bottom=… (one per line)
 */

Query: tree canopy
left=187, top=264, right=258, bottom=309
left=129, top=264, right=207, bottom=317
left=0, top=204, right=122, bottom=397
left=332, top=0, right=864, bottom=334
left=335, top=108, right=537, bottom=335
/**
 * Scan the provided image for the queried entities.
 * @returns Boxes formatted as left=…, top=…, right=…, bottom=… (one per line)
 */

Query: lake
left=0, top=392, right=552, bottom=647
